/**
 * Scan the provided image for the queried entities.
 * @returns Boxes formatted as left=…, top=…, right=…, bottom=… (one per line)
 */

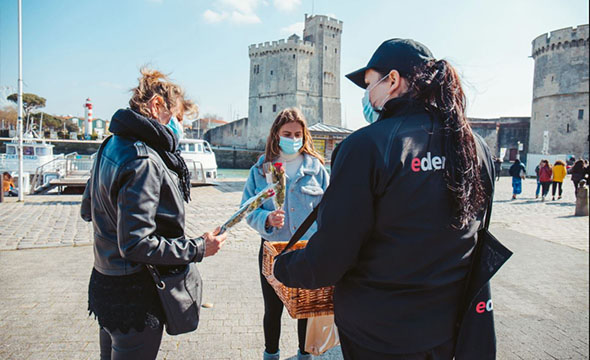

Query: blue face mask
left=279, top=136, right=303, bottom=155
left=362, top=74, right=390, bottom=124
left=166, top=116, right=183, bottom=142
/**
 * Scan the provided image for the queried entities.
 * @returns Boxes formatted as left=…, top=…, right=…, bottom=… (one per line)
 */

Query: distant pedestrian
left=509, top=159, right=526, bottom=199
left=538, top=159, right=553, bottom=201
left=566, top=156, right=576, bottom=169
left=551, top=160, right=567, bottom=200
left=570, top=159, right=588, bottom=195
left=534, top=161, right=543, bottom=199
left=493, top=156, right=503, bottom=181
left=2, top=172, right=17, bottom=197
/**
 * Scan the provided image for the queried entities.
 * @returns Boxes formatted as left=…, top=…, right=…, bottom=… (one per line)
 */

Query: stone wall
left=212, top=148, right=262, bottom=169
left=470, top=117, right=531, bottom=160
left=204, top=118, right=249, bottom=149
left=530, top=25, right=589, bottom=157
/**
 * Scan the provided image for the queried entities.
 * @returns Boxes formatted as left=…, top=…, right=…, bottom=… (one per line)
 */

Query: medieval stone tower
left=529, top=25, right=589, bottom=157
left=247, top=14, right=343, bottom=149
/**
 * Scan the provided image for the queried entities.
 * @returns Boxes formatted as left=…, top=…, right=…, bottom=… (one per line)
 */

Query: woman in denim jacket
left=241, top=108, right=329, bottom=360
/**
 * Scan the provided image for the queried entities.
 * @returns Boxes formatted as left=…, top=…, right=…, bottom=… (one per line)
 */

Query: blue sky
left=0, top=0, right=588, bottom=130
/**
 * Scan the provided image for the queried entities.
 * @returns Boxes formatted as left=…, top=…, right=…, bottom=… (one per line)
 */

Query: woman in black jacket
left=81, top=68, right=226, bottom=359
left=273, top=39, right=495, bottom=359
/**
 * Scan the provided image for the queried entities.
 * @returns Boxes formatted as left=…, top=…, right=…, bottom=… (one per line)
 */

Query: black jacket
left=274, top=97, right=494, bottom=354
left=81, top=112, right=205, bottom=276
left=509, top=162, right=525, bottom=178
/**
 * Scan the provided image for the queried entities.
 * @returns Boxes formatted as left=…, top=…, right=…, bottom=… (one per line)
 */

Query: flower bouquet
left=271, top=162, right=286, bottom=209
left=219, top=184, right=276, bottom=234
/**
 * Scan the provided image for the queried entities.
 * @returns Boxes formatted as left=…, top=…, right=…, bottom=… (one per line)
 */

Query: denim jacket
left=241, top=154, right=329, bottom=242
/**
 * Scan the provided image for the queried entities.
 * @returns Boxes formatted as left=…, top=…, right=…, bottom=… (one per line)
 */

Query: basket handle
left=279, top=205, right=319, bottom=256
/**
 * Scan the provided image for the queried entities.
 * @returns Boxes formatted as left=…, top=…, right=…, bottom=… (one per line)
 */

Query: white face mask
left=362, top=74, right=391, bottom=124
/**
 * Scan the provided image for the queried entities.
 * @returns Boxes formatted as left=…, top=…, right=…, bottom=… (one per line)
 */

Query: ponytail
left=407, top=60, right=486, bottom=229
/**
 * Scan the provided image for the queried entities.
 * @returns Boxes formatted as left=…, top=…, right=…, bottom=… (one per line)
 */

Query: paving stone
left=0, top=178, right=587, bottom=359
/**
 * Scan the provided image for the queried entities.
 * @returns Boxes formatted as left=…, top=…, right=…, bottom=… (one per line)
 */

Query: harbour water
left=217, top=168, right=250, bottom=179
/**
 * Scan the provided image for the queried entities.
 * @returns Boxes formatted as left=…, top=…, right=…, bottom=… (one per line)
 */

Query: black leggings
left=259, top=239, right=308, bottom=354
left=541, top=182, right=551, bottom=197
left=339, top=331, right=455, bottom=360
left=99, top=324, right=163, bottom=360
left=552, top=181, right=563, bottom=197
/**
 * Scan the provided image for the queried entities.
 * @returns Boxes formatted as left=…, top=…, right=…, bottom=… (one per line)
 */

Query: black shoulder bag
left=454, top=136, right=514, bottom=359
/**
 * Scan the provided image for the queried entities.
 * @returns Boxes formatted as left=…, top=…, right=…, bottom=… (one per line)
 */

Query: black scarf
left=109, top=109, right=191, bottom=202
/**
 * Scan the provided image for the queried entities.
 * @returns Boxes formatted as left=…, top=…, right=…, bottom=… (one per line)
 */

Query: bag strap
left=279, top=205, right=319, bottom=256
left=455, top=135, right=495, bottom=333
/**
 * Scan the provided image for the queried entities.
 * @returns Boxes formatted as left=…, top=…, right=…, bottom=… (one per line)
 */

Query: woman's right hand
left=266, top=209, right=285, bottom=229
left=203, top=227, right=227, bottom=257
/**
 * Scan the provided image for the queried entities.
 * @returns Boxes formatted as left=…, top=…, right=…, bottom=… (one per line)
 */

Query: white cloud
left=203, top=0, right=261, bottom=24
left=230, top=11, right=261, bottom=24
left=203, top=9, right=228, bottom=23
left=280, top=22, right=304, bottom=36
left=273, top=0, right=301, bottom=12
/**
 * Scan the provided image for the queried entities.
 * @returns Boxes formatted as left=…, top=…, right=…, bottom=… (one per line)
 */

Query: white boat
left=0, top=132, right=55, bottom=174
left=179, top=139, right=218, bottom=183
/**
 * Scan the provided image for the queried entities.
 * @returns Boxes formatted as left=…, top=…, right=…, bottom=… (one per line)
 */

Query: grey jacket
left=81, top=135, right=205, bottom=276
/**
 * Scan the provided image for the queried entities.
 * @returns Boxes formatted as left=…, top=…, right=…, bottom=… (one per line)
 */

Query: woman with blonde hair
left=81, top=68, right=226, bottom=359
left=241, top=107, right=329, bottom=360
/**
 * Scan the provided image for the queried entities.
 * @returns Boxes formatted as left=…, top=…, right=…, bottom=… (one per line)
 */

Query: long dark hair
left=405, top=59, right=486, bottom=229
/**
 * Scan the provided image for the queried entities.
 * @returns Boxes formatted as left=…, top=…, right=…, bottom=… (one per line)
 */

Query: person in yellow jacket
left=551, top=160, right=567, bottom=200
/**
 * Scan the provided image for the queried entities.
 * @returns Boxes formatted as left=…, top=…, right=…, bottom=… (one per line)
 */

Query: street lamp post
left=17, top=0, right=24, bottom=202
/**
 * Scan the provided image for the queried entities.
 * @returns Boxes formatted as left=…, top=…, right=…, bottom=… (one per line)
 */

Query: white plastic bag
left=304, top=315, right=340, bottom=356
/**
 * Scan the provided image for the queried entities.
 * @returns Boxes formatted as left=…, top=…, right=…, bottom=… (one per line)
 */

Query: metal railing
left=30, top=153, right=95, bottom=193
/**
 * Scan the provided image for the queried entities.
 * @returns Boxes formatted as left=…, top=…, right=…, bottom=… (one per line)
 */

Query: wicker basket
left=262, top=240, right=334, bottom=319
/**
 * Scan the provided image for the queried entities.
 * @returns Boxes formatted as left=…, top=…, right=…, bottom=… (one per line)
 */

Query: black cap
left=346, top=38, right=435, bottom=89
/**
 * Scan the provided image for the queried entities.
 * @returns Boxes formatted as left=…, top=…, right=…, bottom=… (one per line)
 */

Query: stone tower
left=529, top=25, right=589, bottom=158
left=247, top=14, right=343, bottom=150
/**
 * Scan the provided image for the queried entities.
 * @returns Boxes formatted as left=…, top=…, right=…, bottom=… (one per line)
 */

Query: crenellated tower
left=529, top=25, right=589, bottom=157
left=247, top=14, right=343, bottom=150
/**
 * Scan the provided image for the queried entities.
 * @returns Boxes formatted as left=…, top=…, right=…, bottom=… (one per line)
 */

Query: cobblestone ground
left=0, top=177, right=588, bottom=359
left=491, top=177, right=589, bottom=252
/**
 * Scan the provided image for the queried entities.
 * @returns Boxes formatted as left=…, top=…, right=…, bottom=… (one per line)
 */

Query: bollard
left=0, top=176, right=3, bottom=203
left=575, top=180, right=589, bottom=216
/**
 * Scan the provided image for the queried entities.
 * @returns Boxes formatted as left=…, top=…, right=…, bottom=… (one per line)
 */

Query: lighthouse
left=84, top=98, right=93, bottom=138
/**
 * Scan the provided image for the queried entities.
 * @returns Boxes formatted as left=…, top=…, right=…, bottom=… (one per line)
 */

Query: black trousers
left=99, top=324, right=163, bottom=360
left=541, top=181, right=551, bottom=196
left=259, top=239, right=308, bottom=354
left=339, top=332, right=455, bottom=360
left=552, top=181, right=563, bottom=197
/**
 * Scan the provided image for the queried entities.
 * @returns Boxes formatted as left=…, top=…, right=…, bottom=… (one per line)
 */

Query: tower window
left=325, top=45, right=328, bottom=50
left=293, top=54, right=296, bottom=59
left=578, top=109, right=584, bottom=119
left=335, top=48, right=338, bottom=54
left=259, top=106, right=262, bottom=113
left=567, top=124, right=570, bottom=133
left=273, top=104, right=277, bottom=112
left=270, top=70, right=273, bottom=75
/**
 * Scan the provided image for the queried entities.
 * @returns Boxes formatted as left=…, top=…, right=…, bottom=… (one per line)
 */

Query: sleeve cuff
left=193, top=237, right=206, bottom=263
